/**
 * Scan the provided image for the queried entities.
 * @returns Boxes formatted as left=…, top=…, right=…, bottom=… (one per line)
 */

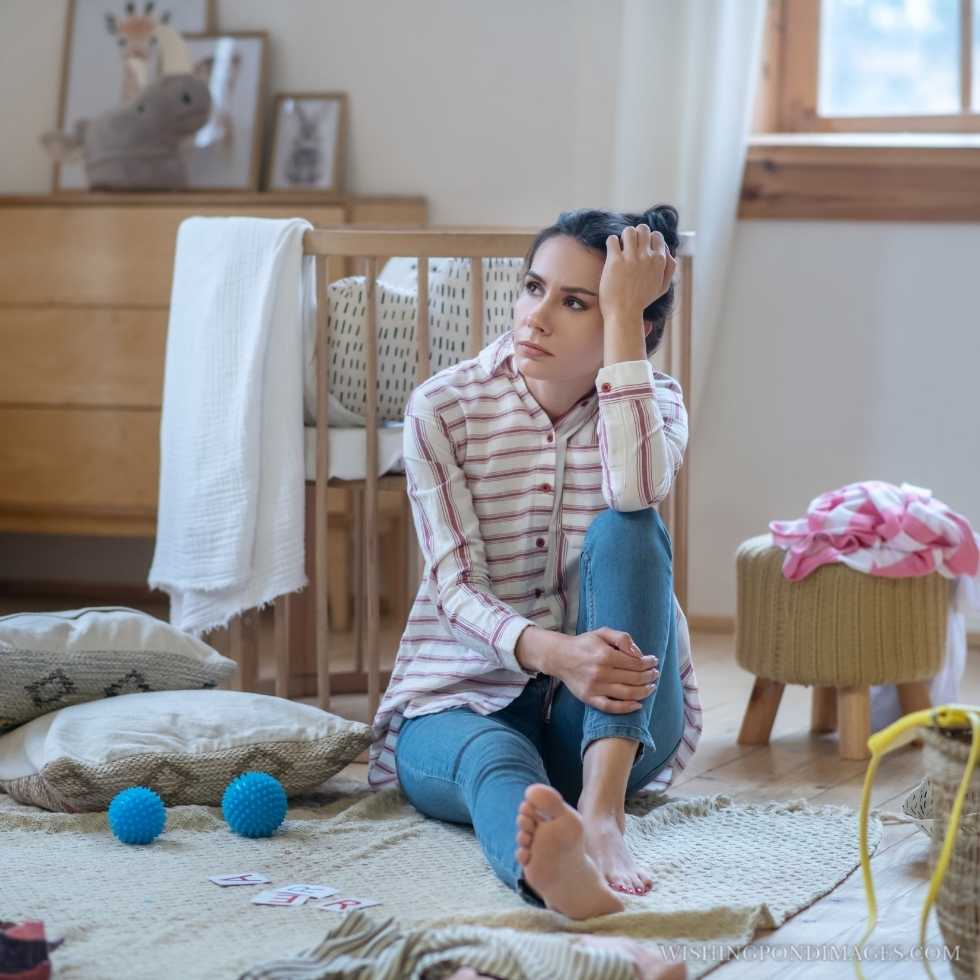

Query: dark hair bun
left=640, top=204, right=680, bottom=254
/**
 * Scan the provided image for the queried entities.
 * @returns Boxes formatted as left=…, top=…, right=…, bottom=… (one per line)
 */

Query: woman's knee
left=582, top=507, right=672, bottom=566
left=461, top=726, right=546, bottom=790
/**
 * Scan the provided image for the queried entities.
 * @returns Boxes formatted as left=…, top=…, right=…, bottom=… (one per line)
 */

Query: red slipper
left=0, top=921, right=62, bottom=980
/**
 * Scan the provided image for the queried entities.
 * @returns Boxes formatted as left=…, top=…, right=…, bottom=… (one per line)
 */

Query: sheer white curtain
left=609, top=0, right=767, bottom=428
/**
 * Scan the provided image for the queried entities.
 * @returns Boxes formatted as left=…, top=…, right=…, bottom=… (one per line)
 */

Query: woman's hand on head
left=598, top=224, right=676, bottom=326
left=555, top=627, right=660, bottom=713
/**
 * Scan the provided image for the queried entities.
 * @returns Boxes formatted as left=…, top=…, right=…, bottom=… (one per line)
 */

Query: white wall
left=696, top=221, right=980, bottom=628
left=1, top=1, right=978, bottom=627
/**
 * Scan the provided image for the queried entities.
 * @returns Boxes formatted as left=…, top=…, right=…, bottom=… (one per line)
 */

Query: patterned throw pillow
left=304, top=257, right=524, bottom=424
left=0, top=607, right=235, bottom=735
left=0, top=689, right=374, bottom=812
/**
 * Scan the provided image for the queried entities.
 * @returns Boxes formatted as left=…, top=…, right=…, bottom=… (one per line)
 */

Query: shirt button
left=534, top=588, right=543, bottom=598
left=536, top=537, right=545, bottom=548
left=546, top=433, right=554, bottom=443
left=600, top=382, right=611, bottom=393
left=541, top=482, right=552, bottom=492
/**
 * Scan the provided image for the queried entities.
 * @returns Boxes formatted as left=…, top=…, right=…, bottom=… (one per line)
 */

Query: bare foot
left=514, top=783, right=624, bottom=920
left=580, top=811, right=653, bottom=896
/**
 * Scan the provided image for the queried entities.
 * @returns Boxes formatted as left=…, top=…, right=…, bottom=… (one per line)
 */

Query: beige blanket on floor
left=0, top=778, right=882, bottom=979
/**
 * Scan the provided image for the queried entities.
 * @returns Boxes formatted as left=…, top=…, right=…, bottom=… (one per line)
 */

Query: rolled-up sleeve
left=402, top=389, right=536, bottom=674
left=595, top=360, right=688, bottom=511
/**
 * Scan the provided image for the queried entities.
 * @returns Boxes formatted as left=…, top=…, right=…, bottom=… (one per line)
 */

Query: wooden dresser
left=0, top=192, right=426, bottom=543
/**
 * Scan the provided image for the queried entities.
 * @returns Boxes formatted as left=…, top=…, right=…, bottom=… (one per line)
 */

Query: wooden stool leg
left=737, top=677, right=785, bottom=746
left=897, top=680, right=932, bottom=716
left=811, top=686, right=838, bottom=734
left=838, top=686, right=870, bottom=760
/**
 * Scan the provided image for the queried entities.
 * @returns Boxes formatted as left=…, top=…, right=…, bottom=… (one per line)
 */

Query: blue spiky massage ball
left=108, top=786, right=166, bottom=845
left=221, top=771, right=287, bottom=839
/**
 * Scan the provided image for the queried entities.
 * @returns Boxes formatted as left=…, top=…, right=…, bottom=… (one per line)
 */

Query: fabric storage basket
left=922, top=727, right=980, bottom=979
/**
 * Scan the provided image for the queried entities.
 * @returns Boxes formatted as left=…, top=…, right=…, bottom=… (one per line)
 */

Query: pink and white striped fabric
left=367, top=331, right=703, bottom=790
left=769, top=481, right=980, bottom=582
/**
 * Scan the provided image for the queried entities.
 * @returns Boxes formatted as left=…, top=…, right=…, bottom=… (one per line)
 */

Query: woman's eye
left=524, top=281, right=584, bottom=309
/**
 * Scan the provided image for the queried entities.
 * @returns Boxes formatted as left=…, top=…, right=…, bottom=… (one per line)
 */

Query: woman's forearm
left=515, top=625, right=565, bottom=675
left=602, top=314, right=647, bottom=366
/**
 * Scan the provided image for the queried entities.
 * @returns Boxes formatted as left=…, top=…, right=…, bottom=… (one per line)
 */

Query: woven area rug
left=0, top=778, right=883, bottom=979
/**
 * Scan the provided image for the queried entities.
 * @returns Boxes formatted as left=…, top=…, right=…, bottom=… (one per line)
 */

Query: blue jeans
left=394, top=508, right=685, bottom=905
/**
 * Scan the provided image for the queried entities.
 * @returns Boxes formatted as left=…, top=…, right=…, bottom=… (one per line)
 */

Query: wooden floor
left=4, top=594, right=976, bottom=978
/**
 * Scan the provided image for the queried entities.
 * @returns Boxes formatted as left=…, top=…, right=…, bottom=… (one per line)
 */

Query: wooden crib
left=226, top=226, right=694, bottom=722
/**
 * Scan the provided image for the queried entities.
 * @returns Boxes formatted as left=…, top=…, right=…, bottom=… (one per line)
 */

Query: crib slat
left=416, top=255, right=430, bottom=383
left=363, top=257, right=381, bottom=721
left=412, top=254, right=430, bottom=591
left=658, top=278, right=675, bottom=559
left=314, top=254, right=332, bottom=710
left=469, top=257, right=484, bottom=360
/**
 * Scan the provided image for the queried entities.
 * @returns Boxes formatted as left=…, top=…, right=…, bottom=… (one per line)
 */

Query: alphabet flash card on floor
left=316, top=896, right=382, bottom=913
left=208, top=873, right=270, bottom=887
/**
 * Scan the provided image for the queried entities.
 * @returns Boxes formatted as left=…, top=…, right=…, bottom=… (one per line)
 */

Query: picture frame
left=180, top=32, right=268, bottom=191
left=53, top=0, right=215, bottom=191
left=266, top=92, right=348, bottom=194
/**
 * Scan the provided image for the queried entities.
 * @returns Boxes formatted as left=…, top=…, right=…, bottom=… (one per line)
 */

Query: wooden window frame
left=740, top=0, right=980, bottom=221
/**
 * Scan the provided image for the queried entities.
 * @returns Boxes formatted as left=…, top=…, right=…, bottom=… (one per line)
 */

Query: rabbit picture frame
left=267, top=91, right=347, bottom=194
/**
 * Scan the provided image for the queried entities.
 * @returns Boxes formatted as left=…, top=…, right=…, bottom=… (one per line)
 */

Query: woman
left=368, top=206, right=702, bottom=922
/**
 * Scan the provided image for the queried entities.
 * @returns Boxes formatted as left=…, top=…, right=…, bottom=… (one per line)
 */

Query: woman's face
left=512, top=234, right=605, bottom=384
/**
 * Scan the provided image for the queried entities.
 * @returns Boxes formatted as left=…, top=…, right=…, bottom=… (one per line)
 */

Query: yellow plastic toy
left=855, top=703, right=980, bottom=979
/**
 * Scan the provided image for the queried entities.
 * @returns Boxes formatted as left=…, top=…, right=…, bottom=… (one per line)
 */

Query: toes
left=609, top=874, right=649, bottom=896
left=516, top=813, right=535, bottom=834
left=524, top=783, right=567, bottom=820
left=516, top=830, right=532, bottom=847
left=516, top=845, right=530, bottom=866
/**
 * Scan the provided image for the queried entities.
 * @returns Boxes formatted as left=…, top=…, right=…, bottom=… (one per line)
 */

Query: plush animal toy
left=41, top=73, right=211, bottom=190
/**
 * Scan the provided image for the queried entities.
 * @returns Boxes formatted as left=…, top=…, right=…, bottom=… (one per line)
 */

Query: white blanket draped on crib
left=149, top=217, right=311, bottom=635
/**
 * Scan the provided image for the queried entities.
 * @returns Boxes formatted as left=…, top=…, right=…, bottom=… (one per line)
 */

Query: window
left=741, top=0, right=980, bottom=220
left=779, top=0, right=979, bottom=132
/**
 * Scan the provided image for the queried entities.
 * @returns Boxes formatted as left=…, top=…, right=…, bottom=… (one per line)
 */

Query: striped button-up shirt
left=367, top=332, right=703, bottom=789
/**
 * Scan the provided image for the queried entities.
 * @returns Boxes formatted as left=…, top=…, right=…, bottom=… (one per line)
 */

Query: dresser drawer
left=0, top=308, right=166, bottom=408
left=0, top=204, right=347, bottom=305
left=0, top=408, right=159, bottom=534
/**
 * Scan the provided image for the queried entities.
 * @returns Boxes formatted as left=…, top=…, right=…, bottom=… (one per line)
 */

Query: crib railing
left=230, top=227, right=693, bottom=721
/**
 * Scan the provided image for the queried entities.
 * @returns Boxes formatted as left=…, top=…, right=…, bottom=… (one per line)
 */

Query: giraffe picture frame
left=53, top=0, right=215, bottom=191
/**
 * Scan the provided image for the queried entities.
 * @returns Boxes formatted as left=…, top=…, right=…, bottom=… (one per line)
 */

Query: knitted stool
left=735, top=533, right=950, bottom=760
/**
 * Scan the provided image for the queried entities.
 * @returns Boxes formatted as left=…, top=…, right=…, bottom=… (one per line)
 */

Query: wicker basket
left=922, top=727, right=980, bottom=980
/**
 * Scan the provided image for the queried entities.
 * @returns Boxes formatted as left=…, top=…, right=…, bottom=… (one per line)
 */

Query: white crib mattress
left=303, top=425, right=406, bottom=482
